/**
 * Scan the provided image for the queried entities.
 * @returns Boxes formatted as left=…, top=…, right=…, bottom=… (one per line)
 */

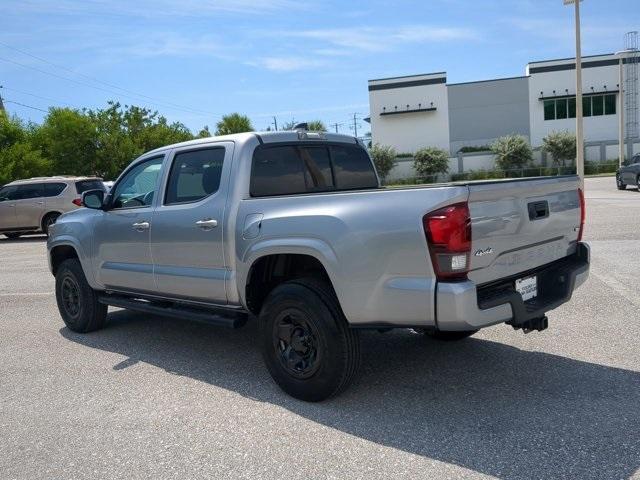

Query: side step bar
left=98, top=294, right=248, bottom=329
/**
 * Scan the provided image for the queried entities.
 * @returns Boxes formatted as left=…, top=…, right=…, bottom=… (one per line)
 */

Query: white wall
left=528, top=56, right=622, bottom=146
left=369, top=74, right=450, bottom=153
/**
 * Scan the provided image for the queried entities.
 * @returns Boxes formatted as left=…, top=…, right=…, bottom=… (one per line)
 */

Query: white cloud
left=281, top=25, right=479, bottom=54
left=250, top=56, right=327, bottom=72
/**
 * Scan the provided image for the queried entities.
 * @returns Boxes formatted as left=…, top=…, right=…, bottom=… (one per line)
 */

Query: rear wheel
left=4, top=232, right=22, bottom=239
left=616, top=174, right=626, bottom=190
left=636, top=175, right=640, bottom=192
left=259, top=278, right=360, bottom=402
left=42, top=212, right=60, bottom=236
left=421, top=329, right=478, bottom=341
left=55, top=258, right=107, bottom=333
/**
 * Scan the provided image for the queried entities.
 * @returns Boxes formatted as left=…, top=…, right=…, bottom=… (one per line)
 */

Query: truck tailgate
left=467, top=176, right=581, bottom=285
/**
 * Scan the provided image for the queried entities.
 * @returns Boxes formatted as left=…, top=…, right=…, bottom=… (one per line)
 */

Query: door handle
left=132, top=221, right=150, bottom=231
left=196, top=218, right=218, bottom=230
left=35, top=201, right=44, bottom=205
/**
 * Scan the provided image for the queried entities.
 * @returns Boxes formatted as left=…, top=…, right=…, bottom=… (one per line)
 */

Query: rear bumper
left=436, top=242, right=590, bottom=331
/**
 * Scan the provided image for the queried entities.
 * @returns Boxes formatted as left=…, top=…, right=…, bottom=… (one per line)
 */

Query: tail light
left=423, top=202, right=471, bottom=281
left=72, top=198, right=83, bottom=207
left=577, top=188, right=585, bottom=241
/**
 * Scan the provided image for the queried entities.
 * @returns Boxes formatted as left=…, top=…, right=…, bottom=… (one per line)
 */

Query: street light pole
left=565, top=0, right=585, bottom=184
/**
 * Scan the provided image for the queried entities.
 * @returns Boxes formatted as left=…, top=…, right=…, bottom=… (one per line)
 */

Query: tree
left=542, top=131, right=576, bottom=167
left=307, top=120, right=327, bottom=132
left=413, top=147, right=449, bottom=179
left=280, top=120, right=296, bottom=131
left=36, top=108, right=97, bottom=176
left=0, top=142, right=50, bottom=185
left=197, top=126, right=211, bottom=138
left=215, top=113, right=253, bottom=135
left=491, top=135, right=533, bottom=171
left=369, top=143, right=397, bottom=184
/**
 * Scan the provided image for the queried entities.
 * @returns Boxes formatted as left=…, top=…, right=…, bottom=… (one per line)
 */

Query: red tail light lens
left=72, top=198, right=83, bottom=207
left=423, top=202, right=471, bottom=281
left=577, top=188, right=585, bottom=241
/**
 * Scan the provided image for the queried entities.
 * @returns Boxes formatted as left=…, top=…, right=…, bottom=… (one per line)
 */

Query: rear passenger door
left=13, top=183, right=45, bottom=230
left=150, top=143, right=233, bottom=303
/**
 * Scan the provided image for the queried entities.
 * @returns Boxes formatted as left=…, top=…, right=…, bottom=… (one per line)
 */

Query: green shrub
left=542, top=131, right=576, bottom=167
left=491, top=135, right=533, bottom=170
left=413, top=147, right=449, bottom=179
left=458, top=145, right=491, bottom=153
left=369, top=143, right=397, bottom=183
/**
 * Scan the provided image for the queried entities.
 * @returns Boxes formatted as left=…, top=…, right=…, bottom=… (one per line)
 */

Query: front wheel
left=55, top=258, right=107, bottom=333
left=259, top=278, right=360, bottom=402
left=616, top=174, right=626, bottom=190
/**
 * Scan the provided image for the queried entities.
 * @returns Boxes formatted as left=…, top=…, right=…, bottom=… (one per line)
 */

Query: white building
left=368, top=53, right=639, bottom=160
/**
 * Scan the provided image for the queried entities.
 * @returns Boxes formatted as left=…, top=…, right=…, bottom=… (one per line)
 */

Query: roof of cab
left=144, top=131, right=360, bottom=156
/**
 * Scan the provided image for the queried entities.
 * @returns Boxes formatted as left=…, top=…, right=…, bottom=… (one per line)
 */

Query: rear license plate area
left=515, top=275, right=537, bottom=301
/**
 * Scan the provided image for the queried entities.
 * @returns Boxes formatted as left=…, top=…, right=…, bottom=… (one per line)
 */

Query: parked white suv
left=0, top=176, right=105, bottom=239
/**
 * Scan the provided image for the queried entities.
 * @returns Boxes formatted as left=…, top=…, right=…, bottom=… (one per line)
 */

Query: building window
left=544, top=100, right=555, bottom=121
left=544, top=93, right=616, bottom=120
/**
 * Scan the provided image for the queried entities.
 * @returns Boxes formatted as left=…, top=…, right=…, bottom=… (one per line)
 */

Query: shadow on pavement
left=61, top=310, right=640, bottom=480
left=0, top=235, right=47, bottom=244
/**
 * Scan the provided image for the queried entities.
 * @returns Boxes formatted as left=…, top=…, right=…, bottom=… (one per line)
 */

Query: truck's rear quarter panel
left=236, top=186, right=468, bottom=327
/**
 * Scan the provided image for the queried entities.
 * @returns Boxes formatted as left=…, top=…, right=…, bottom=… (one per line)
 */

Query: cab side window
left=111, top=156, right=164, bottom=209
left=165, top=147, right=225, bottom=205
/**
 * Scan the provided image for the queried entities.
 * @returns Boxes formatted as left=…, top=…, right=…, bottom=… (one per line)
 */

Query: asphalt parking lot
left=0, top=176, right=638, bottom=480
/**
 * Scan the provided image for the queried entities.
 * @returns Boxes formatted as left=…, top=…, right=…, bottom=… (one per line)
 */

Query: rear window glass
left=330, top=145, right=378, bottom=190
left=75, top=180, right=105, bottom=194
left=44, top=183, right=67, bottom=197
left=250, top=143, right=376, bottom=197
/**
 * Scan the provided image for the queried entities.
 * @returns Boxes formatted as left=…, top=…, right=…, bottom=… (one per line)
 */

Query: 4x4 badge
left=474, top=247, right=493, bottom=257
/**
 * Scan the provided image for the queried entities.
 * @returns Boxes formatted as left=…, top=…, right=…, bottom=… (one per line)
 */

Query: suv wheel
left=636, top=175, right=640, bottom=192
left=259, top=278, right=360, bottom=402
left=55, top=258, right=107, bottom=333
left=616, top=174, right=626, bottom=190
left=4, top=233, right=22, bottom=239
left=42, top=213, right=60, bottom=236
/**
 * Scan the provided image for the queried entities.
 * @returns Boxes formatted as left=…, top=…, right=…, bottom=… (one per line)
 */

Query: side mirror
left=82, top=189, right=105, bottom=210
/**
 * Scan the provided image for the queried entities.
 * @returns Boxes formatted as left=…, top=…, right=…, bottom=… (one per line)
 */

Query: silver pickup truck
left=47, top=131, right=589, bottom=401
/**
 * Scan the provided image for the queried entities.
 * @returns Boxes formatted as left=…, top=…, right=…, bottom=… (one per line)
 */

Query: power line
left=0, top=41, right=224, bottom=118
left=0, top=55, right=220, bottom=119
left=4, top=99, right=48, bottom=113
left=1, top=85, right=78, bottom=108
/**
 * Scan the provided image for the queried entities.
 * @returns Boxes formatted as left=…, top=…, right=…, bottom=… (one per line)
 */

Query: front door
left=150, top=143, right=232, bottom=303
left=13, top=183, right=45, bottom=230
left=93, top=155, right=165, bottom=293
left=0, top=185, right=18, bottom=230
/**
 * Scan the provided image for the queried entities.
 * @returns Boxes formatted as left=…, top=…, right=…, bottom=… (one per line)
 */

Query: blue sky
left=1, top=0, right=638, bottom=135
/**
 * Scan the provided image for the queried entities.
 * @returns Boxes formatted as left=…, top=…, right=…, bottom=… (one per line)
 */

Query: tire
left=42, top=212, right=60, bottom=236
left=636, top=176, right=640, bottom=192
left=422, top=329, right=478, bottom=341
left=55, top=258, right=107, bottom=333
left=4, top=233, right=22, bottom=239
left=616, top=174, right=626, bottom=190
left=259, top=278, right=360, bottom=402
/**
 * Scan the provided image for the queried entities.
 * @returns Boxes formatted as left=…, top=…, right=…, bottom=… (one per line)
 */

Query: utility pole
left=272, top=116, right=278, bottom=131
left=331, top=122, right=342, bottom=133
left=564, top=0, right=584, bottom=185
left=352, top=113, right=358, bottom=138
left=0, top=85, right=5, bottom=112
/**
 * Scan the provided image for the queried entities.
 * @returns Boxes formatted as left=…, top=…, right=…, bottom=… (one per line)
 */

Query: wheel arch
left=241, top=240, right=342, bottom=316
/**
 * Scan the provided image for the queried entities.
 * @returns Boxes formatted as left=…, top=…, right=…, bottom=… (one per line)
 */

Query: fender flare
left=237, top=237, right=341, bottom=308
